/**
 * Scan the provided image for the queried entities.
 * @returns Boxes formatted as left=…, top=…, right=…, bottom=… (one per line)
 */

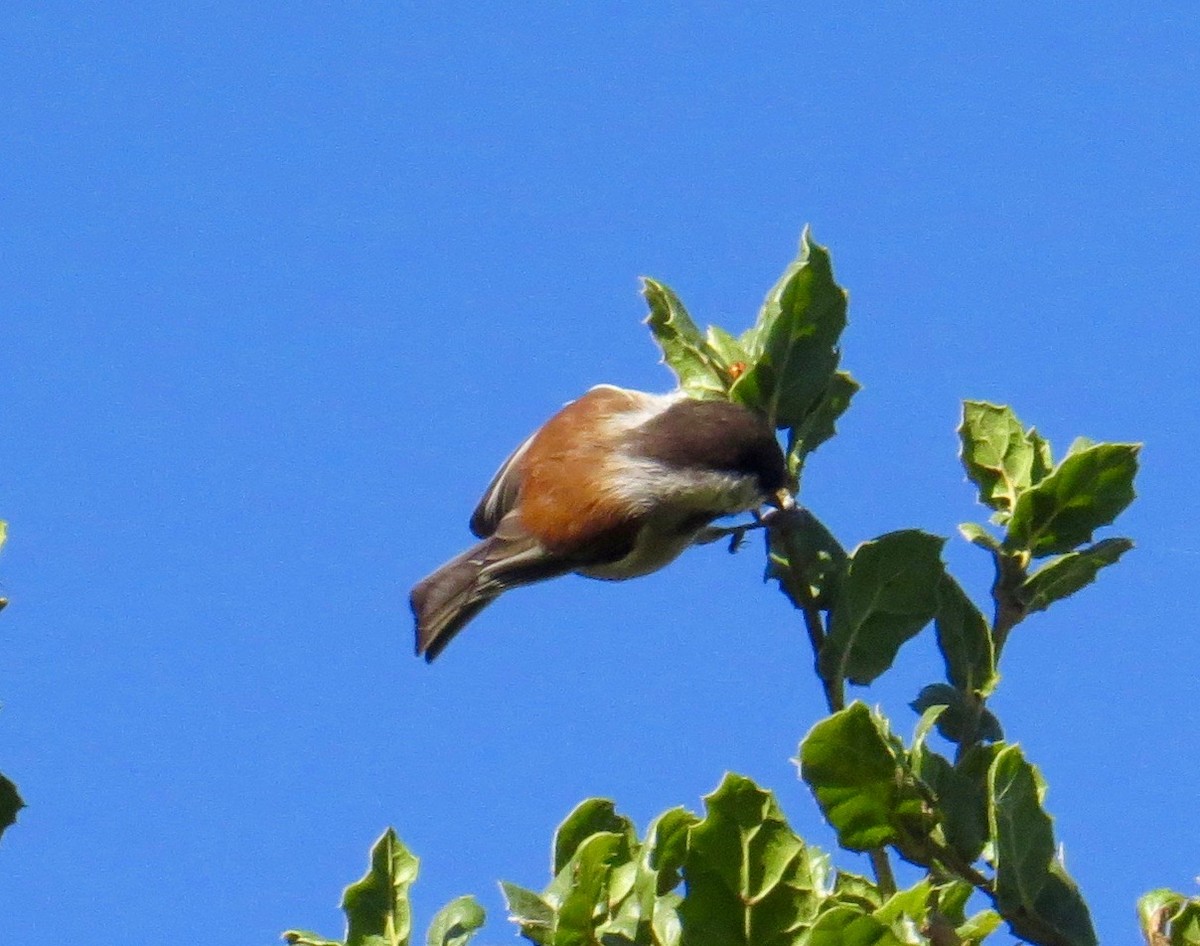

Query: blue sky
left=2, top=3, right=1198, bottom=942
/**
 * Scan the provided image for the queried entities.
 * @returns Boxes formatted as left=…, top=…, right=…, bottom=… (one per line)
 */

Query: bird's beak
left=770, top=487, right=796, bottom=511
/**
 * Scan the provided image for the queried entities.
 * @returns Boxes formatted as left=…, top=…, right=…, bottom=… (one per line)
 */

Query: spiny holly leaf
left=729, top=229, right=848, bottom=429
left=959, top=402, right=1050, bottom=519
left=1005, top=443, right=1140, bottom=557
left=553, top=797, right=636, bottom=875
left=786, top=370, right=861, bottom=475
left=798, top=703, right=926, bottom=852
left=425, top=896, right=485, bottom=946
left=1018, top=537, right=1133, bottom=613
left=989, top=746, right=1098, bottom=946
left=643, top=278, right=731, bottom=399
left=0, top=773, right=23, bottom=844
left=499, top=882, right=554, bottom=946
left=933, top=574, right=997, bottom=697
left=819, top=531, right=946, bottom=687
left=342, top=829, right=420, bottom=946
left=679, top=773, right=825, bottom=946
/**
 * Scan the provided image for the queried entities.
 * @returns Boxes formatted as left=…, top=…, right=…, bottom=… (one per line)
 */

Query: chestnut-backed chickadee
left=411, top=384, right=793, bottom=661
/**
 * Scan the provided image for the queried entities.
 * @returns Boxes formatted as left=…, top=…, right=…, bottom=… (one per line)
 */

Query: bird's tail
left=410, top=531, right=568, bottom=662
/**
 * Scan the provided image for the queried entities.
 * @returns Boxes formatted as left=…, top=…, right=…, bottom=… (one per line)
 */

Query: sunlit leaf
left=554, top=832, right=631, bottom=944
left=500, top=882, right=554, bottom=946
left=798, top=704, right=925, bottom=851
left=553, top=797, right=636, bottom=875
left=989, top=747, right=1097, bottom=946
left=425, top=896, right=485, bottom=946
left=1005, top=443, right=1140, bottom=557
left=819, top=531, right=945, bottom=687
left=786, top=370, right=860, bottom=474
left=959, top=402, right=1046, bottom=519
left=646, top=806, right=698, bottom=895
left=805, top=904, right=906, bottom=946
left=729, top=229, right=848, bottom=429
left=342, top=829, right=419, bottom=946
left=1018, top=538, right=1133, bottom=612
left=643, top=278, right=730, bottom=399
left=680, top=773, right=824, bottom=945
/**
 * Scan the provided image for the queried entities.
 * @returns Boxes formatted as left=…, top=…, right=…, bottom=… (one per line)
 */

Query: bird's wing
left=468, top=431, right=536, bottom=538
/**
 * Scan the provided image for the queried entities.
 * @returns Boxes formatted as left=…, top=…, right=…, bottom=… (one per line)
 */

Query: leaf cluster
left=286, top=232, right=1155, bottom=946
left=283, top=828, right=485, bottom=946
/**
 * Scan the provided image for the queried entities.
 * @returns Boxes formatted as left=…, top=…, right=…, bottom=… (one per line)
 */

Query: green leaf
left=913, top=744, right=999, bottom=864
left=798, top=704, right=925, bottom=851
left=786, top=370, right=861, bottom=475
left=729, top=229, right=848, bottom=429
left=500, top=882, right=554, bottom=946
left=1005, top=443, right=1140, bottom=557
left=679, top=772, right=824, bottom=946
left=1066, top=436, right=1096, bottom=457
left=989, top=746, right=1097, bottom=946
left=425, top=896, right=486, bottom=946
left=1017, top=537, right=1133, bottom=613
left=830, top=871, right=885, bottom=911
left=1028, top=430, right=1054, bottom=484
left=0, top=772, right=24, bottom=843
left=766, top=508, right=848, bottom=611
left=873, top=878, right=932, bottom=926
left=958, top=909, right=1004, bottom=944
left=553, top=798, right=636, bottom=874
left=934, top=575, right=997, bottom=697
left=819, top=531, right=946, bottom=687
left=1139, top=889, right=1200, bottom=946
left=958, top=522, right=1001, bottom=552
left=959, top=402, right=1054, bottom=520
left=645, top=806, right=698, bottom=895
left=805, top=904, right=906, bottom=946
left=342, top=829, right=420, bottom=946
left=652, top=892, right=684, bottom=946
left=554, top=832, right=631, bottom=946
left=643, top=278, right=730, bottom=399
left=910, top=685, right=1002, bottom=746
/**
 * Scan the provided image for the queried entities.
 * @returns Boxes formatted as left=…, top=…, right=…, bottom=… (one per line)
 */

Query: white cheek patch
left=602, top=455, right=764, bottom=517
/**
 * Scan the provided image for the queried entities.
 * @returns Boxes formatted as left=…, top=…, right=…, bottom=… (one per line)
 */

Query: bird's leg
left=694, top=519, right=761, bottom=551
left=694, top=503, right=806, bottom=553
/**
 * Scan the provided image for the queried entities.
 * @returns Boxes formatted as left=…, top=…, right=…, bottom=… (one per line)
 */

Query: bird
left=410, top=384, right=793, bottom=661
